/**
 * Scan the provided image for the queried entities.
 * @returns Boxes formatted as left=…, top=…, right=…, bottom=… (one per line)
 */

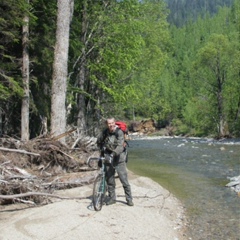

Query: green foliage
left=67, top=0, right=171, bottom=124
left=113, top=0, right=171, bottom=119
left=169, top=2, right=240, bottom=137
left=29, top=0, right=57, bottom=117
left=90, top=1, right=146, bottom=99
left=194, top=34, right=238, bottom=136
left=0, top=0, right=57, bottom=137
left=166, top=0, right=234, bottom=27
left=1, top=0, right=240, bottom=138
left=0, top=0, right=26, bottom=99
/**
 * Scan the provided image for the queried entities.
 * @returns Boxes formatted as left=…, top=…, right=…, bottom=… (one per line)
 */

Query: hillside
left=165, top=0, right=234, bottom=26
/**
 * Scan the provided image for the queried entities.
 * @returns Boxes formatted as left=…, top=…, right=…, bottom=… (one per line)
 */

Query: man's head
left=106, top=118, right=116, bottom=133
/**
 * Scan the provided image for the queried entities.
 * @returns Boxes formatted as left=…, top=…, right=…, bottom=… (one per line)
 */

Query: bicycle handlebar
left=87, top=155, right=114, bottom=169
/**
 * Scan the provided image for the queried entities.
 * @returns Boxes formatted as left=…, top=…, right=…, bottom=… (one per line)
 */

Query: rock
left=226, top=175, right=240, bottom=193
left=226, top=180, right=239, bottom=187
left=129, top=119, right=156, bottom=134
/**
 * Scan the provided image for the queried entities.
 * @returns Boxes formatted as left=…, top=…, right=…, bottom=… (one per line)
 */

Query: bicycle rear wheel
left=92, top=174, right=106, bottom=211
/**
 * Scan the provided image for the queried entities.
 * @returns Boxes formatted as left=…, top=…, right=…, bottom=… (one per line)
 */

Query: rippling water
left=127, top=137, right=240, bottom=240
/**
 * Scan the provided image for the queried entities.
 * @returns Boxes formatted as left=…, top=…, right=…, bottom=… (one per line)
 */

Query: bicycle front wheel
left=92, top=174, right=106, bottom=211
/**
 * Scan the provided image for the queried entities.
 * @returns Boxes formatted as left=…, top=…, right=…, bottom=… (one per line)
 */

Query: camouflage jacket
left=97, top=127, right=126, bottom=163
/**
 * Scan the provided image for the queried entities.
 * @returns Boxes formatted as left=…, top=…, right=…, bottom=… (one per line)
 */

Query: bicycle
left=87, top=155, right=113, bottom=211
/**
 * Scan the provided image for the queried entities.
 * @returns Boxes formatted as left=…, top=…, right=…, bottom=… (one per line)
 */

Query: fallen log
left=0, top=192, right=86, bottom=200
left=5, top=175, right=36, bottom=180
left=0, top=147, right=40, bottom=156
left=52, top=128, right=77, bottom=141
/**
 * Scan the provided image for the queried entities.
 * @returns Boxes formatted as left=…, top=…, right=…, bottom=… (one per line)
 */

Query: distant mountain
left=165, top=0, right=234, bottom=26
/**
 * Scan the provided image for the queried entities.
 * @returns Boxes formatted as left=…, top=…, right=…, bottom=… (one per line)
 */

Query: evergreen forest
left=0, top=0, right=239, bottom=140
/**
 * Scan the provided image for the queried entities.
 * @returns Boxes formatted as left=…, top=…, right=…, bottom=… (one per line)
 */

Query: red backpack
left=115, top=121, right=128, bottom=134
left=101, top=121, right=129, bottom=162
left=115, top=121, right=129, bottom=162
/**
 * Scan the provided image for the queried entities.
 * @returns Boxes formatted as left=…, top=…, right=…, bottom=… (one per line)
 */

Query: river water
left=127, top=137, right=240, bottom=240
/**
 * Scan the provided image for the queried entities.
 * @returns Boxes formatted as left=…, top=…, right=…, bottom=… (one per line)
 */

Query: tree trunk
left=77, top=1, right=88, bottom=135
left=216, top=63, right=228, bottom=137
left=21, top=3, right=29, bottom=142
left=0, top=108, right=2, bottom=137
left=51, top=0, right=74, bottom=142
left=77, top=65, right=87, bottom=134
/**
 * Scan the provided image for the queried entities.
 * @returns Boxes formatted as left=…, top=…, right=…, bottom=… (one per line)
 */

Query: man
left=97, top=117, right=134, bottom=206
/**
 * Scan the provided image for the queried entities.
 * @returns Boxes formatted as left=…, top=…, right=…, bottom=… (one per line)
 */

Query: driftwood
left=0, top=135, right=99, bottom=206
left=0, top=191, right=88, bottom=205
left=52, top=128, right=77, bottom=141
left=0, top=169, right=96, bottom=205
left=0, top=192, right=86, bottom=200
left=0, top=147, right=40, bottom=156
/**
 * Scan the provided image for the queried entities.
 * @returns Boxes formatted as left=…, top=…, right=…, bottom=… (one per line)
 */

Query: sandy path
left=0, top=172, right=187, bottom=240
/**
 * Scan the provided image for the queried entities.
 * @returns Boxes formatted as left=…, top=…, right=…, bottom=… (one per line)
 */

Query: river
left=127, top=137, right=240, bottom=240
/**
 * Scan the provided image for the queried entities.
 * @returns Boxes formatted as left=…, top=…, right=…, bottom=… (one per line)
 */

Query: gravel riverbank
left=0, top=171, right=188, bottom=240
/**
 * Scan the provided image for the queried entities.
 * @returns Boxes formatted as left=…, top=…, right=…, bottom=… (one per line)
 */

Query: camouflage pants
left=105, top=161, right=132, bottom=202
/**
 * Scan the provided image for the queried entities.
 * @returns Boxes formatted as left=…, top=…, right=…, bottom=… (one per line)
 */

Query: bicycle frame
left=87, top=157, right=107, bottom=211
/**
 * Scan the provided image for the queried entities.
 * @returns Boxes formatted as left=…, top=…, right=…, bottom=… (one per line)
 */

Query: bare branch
left=0, top=192, right=86, bottom=200
left=0, top=147, right=40, bottom=156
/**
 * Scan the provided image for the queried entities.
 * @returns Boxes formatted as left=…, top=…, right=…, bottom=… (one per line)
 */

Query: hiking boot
left=127, top=200, right=134, bottom=206
left=106, top=199, right=116, bottom=206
